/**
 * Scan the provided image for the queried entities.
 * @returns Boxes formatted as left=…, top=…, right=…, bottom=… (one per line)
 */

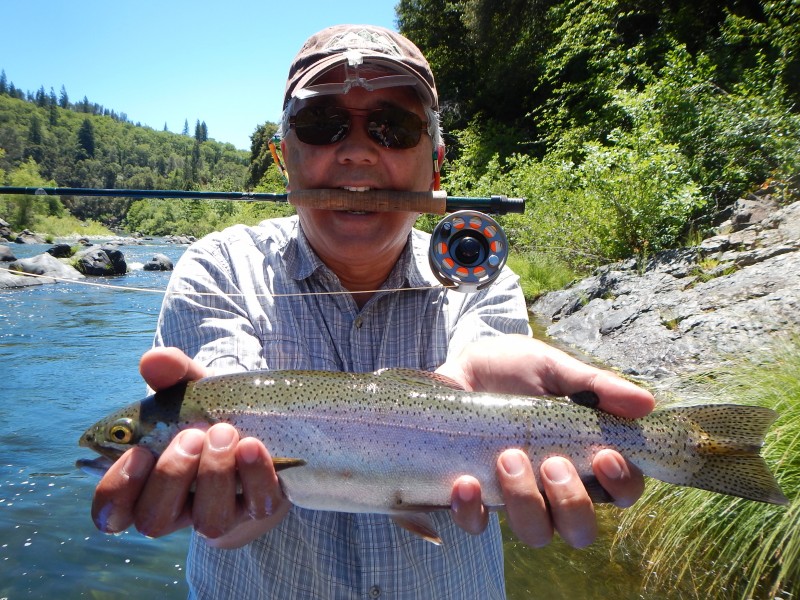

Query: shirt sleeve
left=445, top=265, right=532, bottom=361
left=153, top=233, right=269, bottom=374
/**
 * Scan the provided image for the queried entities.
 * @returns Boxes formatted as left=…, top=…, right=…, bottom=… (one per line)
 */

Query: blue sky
left=0, top=0, right=400, bottom=150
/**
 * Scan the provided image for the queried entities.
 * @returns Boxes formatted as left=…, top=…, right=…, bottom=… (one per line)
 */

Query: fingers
left=139, top=346, right=210, bottom=391
left=91, top=424, right=289, bottom=546
left=91, top=446, right=156, bottom=534
left=440, top=336, right=656, bottom=419
left=236, top=438, right=285, bottom=520
left=497, top=450, right=597, bottom=549
left=539, top=457, right=597, bottom=548
left=450, top=476, right=488, bottom=535
left=134, top=428, right=205, bottom=537
left=496, top=450, right=551, bottom=547
left=193, top=426, right=240, bottom=539
left=593, top=449, right=644, bottom=508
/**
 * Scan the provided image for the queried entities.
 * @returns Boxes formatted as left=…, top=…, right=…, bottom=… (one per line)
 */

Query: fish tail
left=672, top=405, right=789, bottom=505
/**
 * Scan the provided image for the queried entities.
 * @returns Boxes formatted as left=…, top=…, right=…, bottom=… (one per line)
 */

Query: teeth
left=342, top=186, right=371, bottom=192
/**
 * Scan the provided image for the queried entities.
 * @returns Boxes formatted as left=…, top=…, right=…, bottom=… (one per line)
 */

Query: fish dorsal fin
left=390, top=512, right=443, bottom=545
left=375, top=368, right=465, bottom=391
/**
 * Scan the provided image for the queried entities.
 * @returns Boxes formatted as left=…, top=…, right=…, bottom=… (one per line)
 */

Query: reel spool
left=429, top=210, right=509, bottom=293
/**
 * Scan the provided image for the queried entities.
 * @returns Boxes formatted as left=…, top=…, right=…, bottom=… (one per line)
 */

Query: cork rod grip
left=288, top=189, right=448, bottom=215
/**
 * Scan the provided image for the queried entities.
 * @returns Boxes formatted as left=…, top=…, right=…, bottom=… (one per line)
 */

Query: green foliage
left=0, top=92, right=256, bottom=231
left=506, top=251, right=577, bottom=300
left=430, top=0, right=800, bottom=269
left=615, top=338, right=800, bottom=599
left=0, top=157, right=58, bottom=230
left=123, top=198, right=294, bottom=238
left=248, top=122, right=281, bottom=187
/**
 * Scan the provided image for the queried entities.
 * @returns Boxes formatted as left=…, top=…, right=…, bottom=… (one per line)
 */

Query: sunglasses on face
left=289, top=105, right=429, bottom=149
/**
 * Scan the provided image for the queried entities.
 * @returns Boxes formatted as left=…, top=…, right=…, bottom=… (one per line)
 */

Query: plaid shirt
left=154, top=216, right=530, bottom=599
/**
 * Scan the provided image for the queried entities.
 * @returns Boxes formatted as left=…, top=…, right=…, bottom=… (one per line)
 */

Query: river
left=0, top=239, right=676, bottom=599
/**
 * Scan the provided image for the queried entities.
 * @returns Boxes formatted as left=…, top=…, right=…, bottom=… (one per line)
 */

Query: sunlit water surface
left=0, top=239, right=681, bottom=599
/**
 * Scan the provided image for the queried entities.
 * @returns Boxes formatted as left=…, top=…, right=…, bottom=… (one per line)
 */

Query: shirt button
left=369, top=586, right=381, bottom=598
left=354, top=316, right=363, bottom=329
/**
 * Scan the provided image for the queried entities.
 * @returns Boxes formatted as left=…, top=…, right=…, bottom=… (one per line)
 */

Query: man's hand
left=90, top=347, right=290, bottom=548
left=438, top=334, right=655, bottom=548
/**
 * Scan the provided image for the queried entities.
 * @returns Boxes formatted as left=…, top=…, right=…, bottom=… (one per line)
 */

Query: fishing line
left=0, top=265, right=454, bottom=298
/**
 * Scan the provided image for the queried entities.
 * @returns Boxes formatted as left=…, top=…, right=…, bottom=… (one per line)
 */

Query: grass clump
left=615, top=339, right=800, bottom=599
left=506, top=251, right=578, bottom=301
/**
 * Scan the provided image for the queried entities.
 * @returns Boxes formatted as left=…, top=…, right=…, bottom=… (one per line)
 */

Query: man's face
left=281, top=83, right=435, bottom=271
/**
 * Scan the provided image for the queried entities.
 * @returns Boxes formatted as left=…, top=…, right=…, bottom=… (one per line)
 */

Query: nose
left=335, top=113, right=380, bottom=165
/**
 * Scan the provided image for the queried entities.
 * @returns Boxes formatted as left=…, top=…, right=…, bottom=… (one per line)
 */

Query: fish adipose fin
left=673, top=405, right=789, bottom=505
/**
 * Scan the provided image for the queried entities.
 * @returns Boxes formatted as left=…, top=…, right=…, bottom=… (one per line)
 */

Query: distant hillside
left=0, top=76, right=264, bottom=228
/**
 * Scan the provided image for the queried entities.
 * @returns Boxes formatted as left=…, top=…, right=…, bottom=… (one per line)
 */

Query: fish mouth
left=78, top=430, right=125, bottom=461
left=76, top=455, right=116, bottom=479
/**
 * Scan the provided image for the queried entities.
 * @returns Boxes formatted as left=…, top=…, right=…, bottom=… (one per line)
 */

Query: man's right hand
left=90, top=347, right=290, bottom=549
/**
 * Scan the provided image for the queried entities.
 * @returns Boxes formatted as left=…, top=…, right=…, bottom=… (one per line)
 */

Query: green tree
left=77, top=118, right=96, bottom=159
left=58, top=85, right=69, bottom=108
left=248, top=122, right=280, bottom=186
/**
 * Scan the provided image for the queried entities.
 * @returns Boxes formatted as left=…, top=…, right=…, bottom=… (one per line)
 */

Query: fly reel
left=429, top=210, right=509, bottom=293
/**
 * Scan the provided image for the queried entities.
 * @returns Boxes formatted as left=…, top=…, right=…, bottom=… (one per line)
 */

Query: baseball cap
left=284, top=25, right=438, bottom=111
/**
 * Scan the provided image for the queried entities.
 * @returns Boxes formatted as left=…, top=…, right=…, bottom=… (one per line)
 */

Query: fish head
left=79, top=403, right=146, bottom=460
left=78, top=383, right=190, bottom=461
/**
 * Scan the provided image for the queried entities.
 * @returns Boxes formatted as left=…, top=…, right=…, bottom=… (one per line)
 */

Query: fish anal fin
left=391, top=512, right=443, bottom=545
left=376, top=368, right=466, bottom=391
left=272, top=457, right=307, bottom=472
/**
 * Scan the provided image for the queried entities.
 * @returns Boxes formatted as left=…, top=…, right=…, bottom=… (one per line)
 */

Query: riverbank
left=531, top=195, right=800, bottom=393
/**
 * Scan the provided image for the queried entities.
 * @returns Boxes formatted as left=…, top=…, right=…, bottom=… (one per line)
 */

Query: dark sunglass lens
left=293, top=106, right=350, bottom=145
left=367, top=108, right=424, bottom=149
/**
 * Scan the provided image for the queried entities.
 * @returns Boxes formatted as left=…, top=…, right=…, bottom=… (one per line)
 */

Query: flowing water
left=0, top=239, right=678, bottom=599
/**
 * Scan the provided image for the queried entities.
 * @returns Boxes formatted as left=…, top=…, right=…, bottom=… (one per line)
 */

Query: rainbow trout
left=79, top=369, right=788, bottom=540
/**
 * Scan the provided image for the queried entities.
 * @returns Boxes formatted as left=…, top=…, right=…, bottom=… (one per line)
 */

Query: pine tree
left=0, top=70, right=7, bottom=95
left=77, top=118, right=96, bottom=158
left=59, top=85, right=69, bottom=109
left=182, top=119, right=190, bottom=136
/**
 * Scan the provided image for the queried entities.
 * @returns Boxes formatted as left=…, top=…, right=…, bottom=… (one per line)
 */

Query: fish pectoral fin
left=376, top=368, right=466, bottom=391
left=390, top=512, right=443, bottom=546
left=271, top=457, right=307, bottom=472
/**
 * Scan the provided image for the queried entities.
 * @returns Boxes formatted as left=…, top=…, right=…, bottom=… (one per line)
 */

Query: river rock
left=142, top=253, right=173, bottom=271
left=0, top=245, right=15, bottom=262
left=47, top=243, right=74, bottom=258
left=531, top=198, right=800, bottom=388
left=74, top=245, right=128, bottom=276
left=0, top=219, right=13, bottom=242
left=3, top=253, right=85, bottom=287
left=14, top=229, right=47, bottom=244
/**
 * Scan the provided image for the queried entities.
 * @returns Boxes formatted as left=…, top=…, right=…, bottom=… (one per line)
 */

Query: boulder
left=14, top=229, right=47, bottom=244
left=1, top=245, right=16, bottom=262
left=4, top=253, right=84, bottom=286
left=142, top=253, right=174, bottom=271
left=47, top=243, right=74, bottom=259
left=74, top=245, right=128, bottom=276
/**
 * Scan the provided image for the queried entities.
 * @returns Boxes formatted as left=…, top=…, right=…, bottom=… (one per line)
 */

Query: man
left=91, top=25, right=654, bottom=598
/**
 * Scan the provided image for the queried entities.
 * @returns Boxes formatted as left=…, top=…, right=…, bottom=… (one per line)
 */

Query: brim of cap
left=288, top=53, right=437, bottom=110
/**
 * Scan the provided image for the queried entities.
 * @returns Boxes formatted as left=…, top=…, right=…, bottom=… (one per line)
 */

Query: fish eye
left=107, top=419, right=136, bottom=445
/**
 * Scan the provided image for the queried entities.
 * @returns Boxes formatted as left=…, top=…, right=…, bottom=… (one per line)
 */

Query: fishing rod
left=0, top=187, right=525, bottom=216
left=0, top=186, right=526, bottom=292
